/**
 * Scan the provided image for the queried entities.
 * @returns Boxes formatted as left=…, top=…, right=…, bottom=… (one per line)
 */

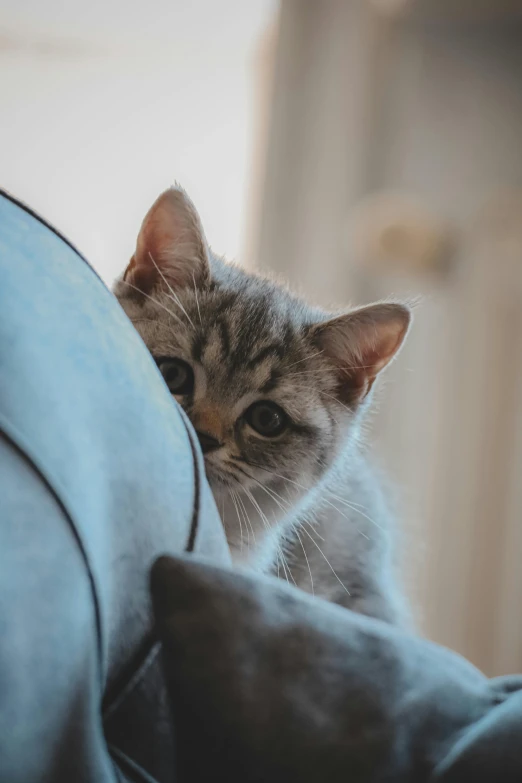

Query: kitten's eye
left=157, top=358, right=194, bottom=395
left=245, top=401, right=288, bottom=437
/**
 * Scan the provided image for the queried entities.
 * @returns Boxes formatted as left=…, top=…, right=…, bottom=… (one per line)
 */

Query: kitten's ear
left=123, top=186, right=210, bottom=294
left=310, top=303, right=411, bottom=404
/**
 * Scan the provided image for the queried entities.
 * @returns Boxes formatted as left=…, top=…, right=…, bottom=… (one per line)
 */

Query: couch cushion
left=0, top=190, right=230, bottom=782
left=151, top=555, right=522, bottom=783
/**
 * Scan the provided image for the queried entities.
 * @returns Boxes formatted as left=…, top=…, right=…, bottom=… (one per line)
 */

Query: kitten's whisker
left=292, top=524, right=314, bottom=596
left=232, top=462, right=334, bottom=575
left=236, top=461, right=310, bottom=493
left=236, top=491, right=257, bottom=546
left=238, top=480, right=272, bottom=534
left=228, top=472, right=295, bottom=586
left=164, top=292, right=194, bottom=326
left=222, top=494, right=233, bottom=549
left=300, top=517, right=326, bottom=542
left=285, top=362, right=377, bottom=376
left=147, top=251, right=195, bottom=328
left=242, top=486, right=272, bottom=532
left=278, top=550, right=291, bottom=584
left=279, top=382, right=344, bottom=424
left=311, top=494, right=371, bottom=540
left=278, top=543, right=297, bottom=586
left=235, top=466, right=294, bottom=523
left=192, top=271, right=203, bottom=327
left=230, top=489, right=246, bottom=550
left=241, top=461, right=369, bottom=540
left=325, top=492, right=383, bottom=533
left=292, top=383, right=353, bottom=415
left=243, top=486, right=293, bottom=583
left=317, top=389, right=353, bottom=414
left=233, top=489, right=251, bottom=547
left=229, top=489, right=242, bottom=546
left=333, top=498, right=366, bottom=509
left=299, top=525, right=351, bottom=596
left=238, top=493, right=290, bottom=583
left=234, top=481, right=294, bottom=585
left=285, top=350, right=324, bottom=369
left=121, top=280, right=185, bottom=326
left=335, top=363, right=376, bottom=371
left=230, top=461, right=291, bottom=515
left=256, top=482, right=291, bottom=515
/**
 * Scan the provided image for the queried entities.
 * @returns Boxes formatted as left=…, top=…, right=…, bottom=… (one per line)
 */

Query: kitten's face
left=116, top=275, right=344, bottom=507
left=114, top=188, right=410, bottom=557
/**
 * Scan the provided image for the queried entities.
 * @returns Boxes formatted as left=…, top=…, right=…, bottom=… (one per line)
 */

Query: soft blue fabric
left=0, top=192, right=229, bottom=783
left=152, top=555, right=522, bottom=783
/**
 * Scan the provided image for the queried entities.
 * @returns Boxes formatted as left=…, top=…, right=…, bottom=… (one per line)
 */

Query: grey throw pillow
left=150, top=555, right=517, bottom=783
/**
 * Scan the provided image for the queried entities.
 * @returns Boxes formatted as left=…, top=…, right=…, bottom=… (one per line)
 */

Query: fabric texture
left=151, top=555, right=522, bottom=783
left=0, top=190, right=229, bottom=783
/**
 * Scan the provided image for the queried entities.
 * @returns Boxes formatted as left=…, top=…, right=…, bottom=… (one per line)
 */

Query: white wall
left=0, top=0, right=276, bottom=282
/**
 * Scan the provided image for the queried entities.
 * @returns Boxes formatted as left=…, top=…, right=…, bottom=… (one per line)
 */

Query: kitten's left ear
left=310, top=303, right=411, bottom=404
left=123, top=186, right=210, bottom=295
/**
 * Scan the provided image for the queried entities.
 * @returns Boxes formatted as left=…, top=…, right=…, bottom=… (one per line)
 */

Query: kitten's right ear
left=123, top=187, right=210, bottom=294
left=310, top=303, right=411, bottom=405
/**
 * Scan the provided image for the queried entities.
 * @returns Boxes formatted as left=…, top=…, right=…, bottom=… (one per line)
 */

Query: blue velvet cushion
left=151, top=555, right=522, bottom=783
left=0, top=191, right=229, bottom=783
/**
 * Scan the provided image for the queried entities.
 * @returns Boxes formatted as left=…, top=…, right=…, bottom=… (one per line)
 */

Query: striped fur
left=114, top=187, right=412, bottom=625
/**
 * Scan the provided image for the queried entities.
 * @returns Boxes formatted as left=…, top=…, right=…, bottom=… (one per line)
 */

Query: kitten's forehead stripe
left=246, top=343, right=285, bottom=369
left=216, top=316, right=231, bottom=357
left=201, top=329, right=223, bottom=366
left=192, top=331, right=206, bottom=361
left=213, top=289, right=237, bottom=312
left=260, top=368, right=281, bottom=394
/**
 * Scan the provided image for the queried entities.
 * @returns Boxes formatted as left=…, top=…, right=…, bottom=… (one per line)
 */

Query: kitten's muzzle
left=196, top=430, right=222, bottom=454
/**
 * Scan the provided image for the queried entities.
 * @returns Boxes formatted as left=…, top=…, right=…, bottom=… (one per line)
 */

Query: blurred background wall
left=0, top=0, right=276, bottom=280
left=2, top=0, right=522, bottom=676
left=253, top=0, right=522, bottom=677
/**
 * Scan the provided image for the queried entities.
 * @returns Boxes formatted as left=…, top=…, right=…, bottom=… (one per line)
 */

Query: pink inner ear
left=136, top=210, right=180, bottom=268
left=123, top=253, right=158, bottom=294
left=356, top=317, right=409, bottom=376
left=123, top=187, right=210, bottom=294
left=313, top=304, right=410, bottom=403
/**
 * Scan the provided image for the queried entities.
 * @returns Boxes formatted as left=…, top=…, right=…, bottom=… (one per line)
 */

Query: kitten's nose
left=196, top=430, right=222, bottom=454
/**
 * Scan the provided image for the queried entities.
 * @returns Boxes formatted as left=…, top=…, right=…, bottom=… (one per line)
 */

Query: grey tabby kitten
left=114, top=187, right=411, bottom=624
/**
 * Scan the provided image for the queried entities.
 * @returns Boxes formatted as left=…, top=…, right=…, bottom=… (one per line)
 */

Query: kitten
left=114, top=187, right=411, bottom=624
